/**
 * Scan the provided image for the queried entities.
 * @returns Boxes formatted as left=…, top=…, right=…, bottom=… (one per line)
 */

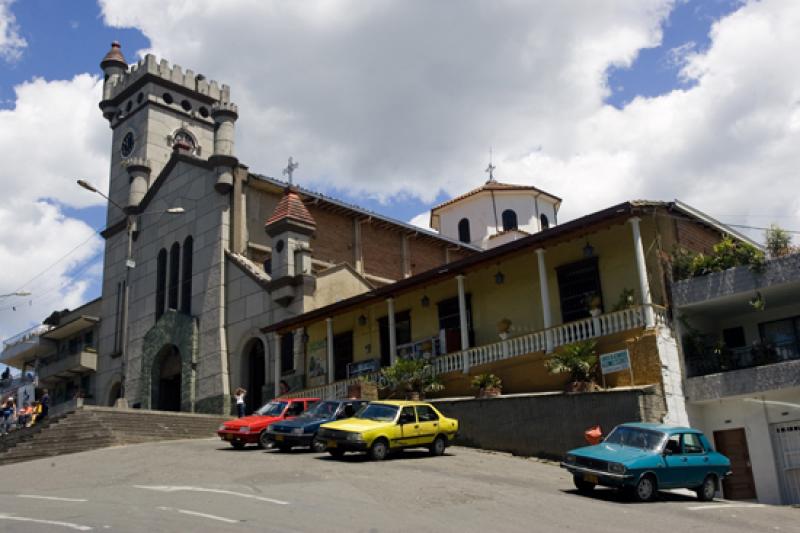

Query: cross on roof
left=282, top=157, right=299, bottom=185
left=485, top=149, right=496, bottom=182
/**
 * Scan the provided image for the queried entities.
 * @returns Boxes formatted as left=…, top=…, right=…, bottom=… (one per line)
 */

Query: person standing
left=39, top=389, right=49, bottom=421
left=234, top=387, right=246, bottom=418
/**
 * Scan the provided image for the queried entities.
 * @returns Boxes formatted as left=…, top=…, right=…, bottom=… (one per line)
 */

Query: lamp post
left=77, top=179, right=184, bottom=405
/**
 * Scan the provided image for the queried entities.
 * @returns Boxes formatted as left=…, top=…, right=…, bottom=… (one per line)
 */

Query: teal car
left=561, top=423, right=731, bottom=502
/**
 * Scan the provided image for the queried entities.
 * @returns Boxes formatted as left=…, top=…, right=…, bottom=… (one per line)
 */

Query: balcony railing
left=686, top=340, right=800, bottom=378
left=286, top=304, right=666, bottom=400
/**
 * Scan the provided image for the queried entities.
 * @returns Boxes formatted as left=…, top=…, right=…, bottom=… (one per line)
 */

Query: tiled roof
left=265, top=187, right=316, bottom=227
left=101, top=41, right=127, bottom=67
left=431, top=180, right=561, bottom=213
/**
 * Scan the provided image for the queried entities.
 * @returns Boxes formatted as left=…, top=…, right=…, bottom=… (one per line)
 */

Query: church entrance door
left=246, top=339, right=265, bottom=414
left=155, top=345, right=182, bottom=411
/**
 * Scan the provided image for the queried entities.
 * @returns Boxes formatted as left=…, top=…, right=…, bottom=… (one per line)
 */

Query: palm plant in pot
left=545, top=340, right=600, bottom=392
left=379, top=358, right=444, bottom=400
left=471, top=373, right=502, bottom=398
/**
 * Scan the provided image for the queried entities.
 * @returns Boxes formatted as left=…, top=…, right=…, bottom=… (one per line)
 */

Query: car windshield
left=255, top=401, right=286, bottom=417
left=302, top=401, right=339, bottom=419
left=604, top=426, right=665, bottom=450
left=355, top=403, right=398, bottom=422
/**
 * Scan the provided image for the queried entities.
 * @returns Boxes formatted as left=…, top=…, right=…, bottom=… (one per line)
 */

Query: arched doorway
left=108, top=382, right=122, bottom=406
left=245, top=338, right=265, bottom=414
left=154, top=345, right=182, bottom=411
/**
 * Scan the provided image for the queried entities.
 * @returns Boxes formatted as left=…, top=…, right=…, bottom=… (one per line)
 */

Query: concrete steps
left=0, top=406, right=229, bottom=466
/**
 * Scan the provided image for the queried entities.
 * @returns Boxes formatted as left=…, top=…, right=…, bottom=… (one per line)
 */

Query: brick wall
left=307, top=206, right=355, bottom=266
left=362, top=222, right=404, bottom=280
left=409, top=237, right=446, bottom=275
left=675, top=218, right=722, bottom=254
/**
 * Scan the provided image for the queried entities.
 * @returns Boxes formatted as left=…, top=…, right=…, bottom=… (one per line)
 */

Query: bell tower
left=98, top=42, right=238, bottom=214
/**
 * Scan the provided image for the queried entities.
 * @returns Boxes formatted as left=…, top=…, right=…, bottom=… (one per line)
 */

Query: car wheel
left=573, top=476, right=596, bottom=494
left=230, top=441, right=245, bottom=450
left=310, top=438, right=327, bottom=453
left=695, top=475, right=717, bottom=502
left=258, top=432, right=270, bottom=449
left=369, top=439, right=389, bottom=461
left=328, top=449, right=345, bottom=458
left=632, top=474, right=657, bottom=502
left=429, top=436, right=447, bottom=456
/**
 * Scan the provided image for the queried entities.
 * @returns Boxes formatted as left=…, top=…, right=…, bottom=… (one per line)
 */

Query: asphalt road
left=0, top=438, right=795, bottom=532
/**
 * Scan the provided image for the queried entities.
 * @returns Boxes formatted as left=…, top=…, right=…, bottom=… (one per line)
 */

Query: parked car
left=316, top=400, right=458, bottom=460
left=561, top=423, right=731, bottom=502
left=217, top=397, right=319, bottom=449
left=264, top=399, right=370, bottom=452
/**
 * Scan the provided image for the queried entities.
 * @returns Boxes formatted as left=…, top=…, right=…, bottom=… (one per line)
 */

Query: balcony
left=37, top=348, right=97, bottom=382
left=0, top=324, right=53, bottom=368
left=685, top=340, right=799, bottom=378
left=287, top=305, right=666, bottom=400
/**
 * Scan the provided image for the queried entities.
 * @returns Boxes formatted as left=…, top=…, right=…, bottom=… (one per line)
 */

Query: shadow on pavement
left=560, top=488, right=701, bottom=505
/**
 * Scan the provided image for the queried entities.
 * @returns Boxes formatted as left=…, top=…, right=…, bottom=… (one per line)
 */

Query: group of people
left=1, top=389, right=49, bottom=435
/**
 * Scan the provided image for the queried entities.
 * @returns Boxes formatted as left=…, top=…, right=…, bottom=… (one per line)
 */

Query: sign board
left=599, top=349, right=631, bottom=375
left=347, top=358, right=380, bottom=378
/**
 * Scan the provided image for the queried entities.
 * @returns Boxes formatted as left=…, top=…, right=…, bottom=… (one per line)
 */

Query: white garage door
left=772, top=420, right=800, bottom=505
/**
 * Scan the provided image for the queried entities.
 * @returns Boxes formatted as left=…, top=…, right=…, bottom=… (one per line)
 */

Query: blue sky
left=2, top=0, right=799, bottom=352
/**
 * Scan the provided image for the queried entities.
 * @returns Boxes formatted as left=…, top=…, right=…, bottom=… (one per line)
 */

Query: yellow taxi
left=316, top=400, right=458, bottom=460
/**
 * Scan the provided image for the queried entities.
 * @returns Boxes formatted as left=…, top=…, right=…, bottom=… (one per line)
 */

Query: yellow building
left=263, top=194, right=756, bottom=425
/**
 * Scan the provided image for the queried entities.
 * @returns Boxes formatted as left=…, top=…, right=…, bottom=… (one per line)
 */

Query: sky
left=1, top=0, right=799, bottom=347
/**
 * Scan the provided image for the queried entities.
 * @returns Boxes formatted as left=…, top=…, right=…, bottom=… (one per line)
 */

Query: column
left=273, top=332, right=282, bottom=397
left=353, top=219, right=364, bottom=274
left=536, top=249, right=554, bottom=352
left=456, top=275, right=470, bottom=373
left=387, top=298, right=397, bottom=366
left=326, top=317, right=335, bottom=384
left=629, top=217, right=655, bottom=328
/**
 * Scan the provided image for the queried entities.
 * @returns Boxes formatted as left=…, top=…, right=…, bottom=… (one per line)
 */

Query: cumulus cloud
left=0, top=0, right=25, bottom=62
left=0, top=75, right=107, bottom=339
left=96, top=0, right=800, bottom=239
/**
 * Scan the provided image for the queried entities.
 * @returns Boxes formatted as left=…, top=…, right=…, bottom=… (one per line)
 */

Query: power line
left=722, top=223, right=800, bottom=235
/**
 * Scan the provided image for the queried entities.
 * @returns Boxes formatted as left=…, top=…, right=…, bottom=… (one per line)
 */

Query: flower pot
left=476, top=387, right=501, bottom=398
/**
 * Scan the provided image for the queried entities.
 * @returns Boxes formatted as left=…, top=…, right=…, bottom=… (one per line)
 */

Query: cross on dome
left=283, top=157, right=299, bottom=185
left=485, top=149, right=496, bottom=182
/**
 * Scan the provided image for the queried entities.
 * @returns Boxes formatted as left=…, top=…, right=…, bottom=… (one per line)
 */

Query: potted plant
left=545, top=340, right=600, bottom=392
left=379, top=358, right=444, bottom=400
left=496, top=318, right=512, bottom=340
left=586, top=293, right=603, bottom=317
left=471, top=373, right=502, bottom=398
left=611, top=288, right=635, bottom=312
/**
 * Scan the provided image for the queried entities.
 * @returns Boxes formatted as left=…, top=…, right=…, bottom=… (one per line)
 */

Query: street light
left=77, top=178, right=184, bottom=405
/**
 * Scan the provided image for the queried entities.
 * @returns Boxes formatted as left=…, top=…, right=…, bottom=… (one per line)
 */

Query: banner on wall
left=306, top=339, right=327, bottom=387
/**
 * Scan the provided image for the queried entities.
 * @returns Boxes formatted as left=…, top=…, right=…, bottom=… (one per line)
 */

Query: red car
left=217, top=397, right=319, bottom=449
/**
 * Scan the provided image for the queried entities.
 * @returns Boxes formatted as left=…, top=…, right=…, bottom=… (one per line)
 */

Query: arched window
left=540, top=214, right=550, bottom=230
left=502, top=209, right=518, bottom=231
left=181, top=236, right=193, bottom=314
left=168, top=242, right=180, bottom=310
left=458, top=218, right=471, bottom=244
left=156, top=249, right=167, bottom=319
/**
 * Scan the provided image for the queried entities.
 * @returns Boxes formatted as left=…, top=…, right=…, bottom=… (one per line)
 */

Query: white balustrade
left=286, top=305, right=667, bottom=398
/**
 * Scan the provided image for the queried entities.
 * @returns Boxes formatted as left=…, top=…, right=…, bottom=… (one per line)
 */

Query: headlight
left=346, top=432, right=364, bottom=442
left=565, top=454, right=576, bottom=465
left=608, top=462, right=626, bottom=474
left=218, top=424, right=227, bottom=431
left=292, top=427, right=305, bottom=435
left=239, top=426, right=250, bottom=433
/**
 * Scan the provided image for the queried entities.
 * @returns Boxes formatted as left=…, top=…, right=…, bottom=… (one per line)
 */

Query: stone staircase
left=0, top=406, right=229, bottom=466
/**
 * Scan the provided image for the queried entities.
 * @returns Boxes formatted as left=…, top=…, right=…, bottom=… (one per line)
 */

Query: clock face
left=120, top=131, right=135, bottom=158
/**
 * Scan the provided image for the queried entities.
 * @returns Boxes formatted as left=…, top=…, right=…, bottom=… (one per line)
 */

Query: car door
left=415, top=405, right=440, bottom=446
left=395, top=406, right=419, bottom=448
left=661, top=433, right=685, bottom=488
left=682, top=432, right=710, bottom=487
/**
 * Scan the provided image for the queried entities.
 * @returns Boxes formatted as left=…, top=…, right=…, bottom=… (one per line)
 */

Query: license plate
left=327, top=440, right=337, bottom=448
left=584, top=473, right=599, bottom=484
left=275, top=435, right=284, bottom=441
left=224, top=434, right=233, bottom=441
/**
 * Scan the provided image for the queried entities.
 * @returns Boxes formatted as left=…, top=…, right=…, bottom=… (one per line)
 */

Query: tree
left=765, top=224, right=794, bottom=259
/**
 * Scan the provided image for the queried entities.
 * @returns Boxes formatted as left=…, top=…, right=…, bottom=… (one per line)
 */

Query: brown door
left=714, top=428, right=757, bottom=500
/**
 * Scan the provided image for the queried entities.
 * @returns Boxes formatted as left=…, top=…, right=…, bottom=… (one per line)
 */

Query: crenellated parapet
left=103, top=53, right=231, bottom=104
